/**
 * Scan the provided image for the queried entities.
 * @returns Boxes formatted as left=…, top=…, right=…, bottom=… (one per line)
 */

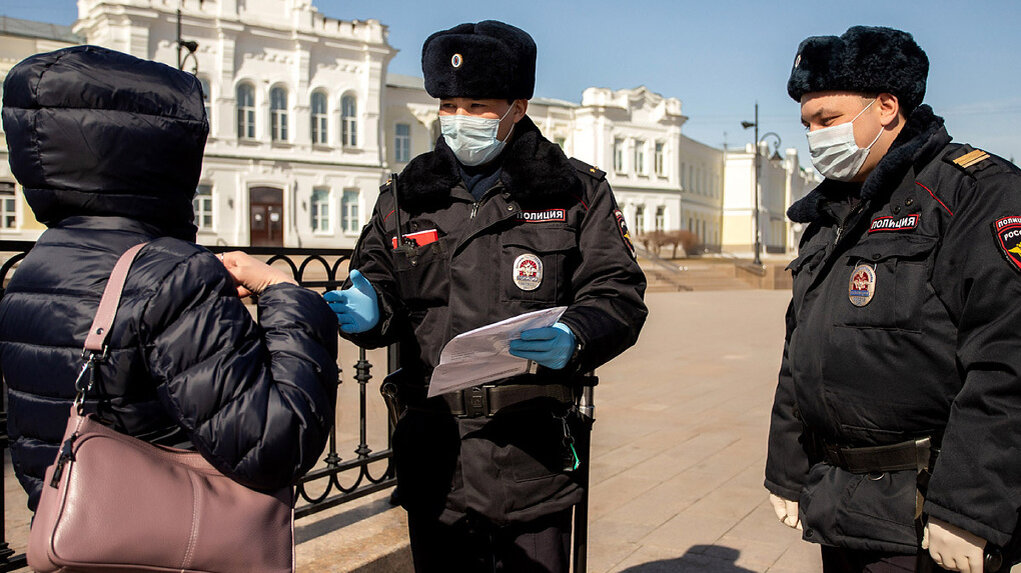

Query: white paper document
left=426, top=306, right=568, bottom=398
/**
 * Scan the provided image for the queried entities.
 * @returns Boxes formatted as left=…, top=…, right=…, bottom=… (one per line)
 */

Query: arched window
left=198, top=76, right=211, bottom=123
left=270, top=86, right=288, bottom=142
left=341, top=95, right=357, bottom=147
left=236, top=83, right=255, bottom=139
left=311, top=91, right=328, bottom=145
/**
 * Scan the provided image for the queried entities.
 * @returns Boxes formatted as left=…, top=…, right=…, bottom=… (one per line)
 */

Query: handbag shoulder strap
left=83, top=242, right=149, bottom=356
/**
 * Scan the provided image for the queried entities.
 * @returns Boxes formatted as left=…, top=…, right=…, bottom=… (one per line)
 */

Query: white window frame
left=193, top=184, right=213, bottom=231
left=634, top=140, right=646, bottom=175
left=341, top=95, right=358, bottom=147
left=311, top=187, right=331, bottom=234
left=395, top=123, right=411, bottom=163
left=655, top=206, right=665, bottom=232
left=634, top=205, right=645, bottom=236
left=341, top=189, right=360, bottom=234
left=270, top=86, right=288, bottom=142
left=0, top=182, right=16, bottom=230
left=311, top=91, right=328, bottom=145
left=613, top=139, right=625, bottom=173
left=236, top=83, right=256, bottom=140
left=654, top=142, right=665, bottom=176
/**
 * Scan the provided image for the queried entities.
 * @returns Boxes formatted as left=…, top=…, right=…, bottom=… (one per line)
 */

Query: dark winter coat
left=0, top=45, right=339, bottom=511
left=765, top=105, right=1021, bottom=553
left=343, top=116, right=647, bottom=525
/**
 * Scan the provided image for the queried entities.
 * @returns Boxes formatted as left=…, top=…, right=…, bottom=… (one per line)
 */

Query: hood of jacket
left=2, top=45, right=208, bottom=241
left=394, top=114, right=581, bottom=209
left=788, top=104, right=949, bottom=224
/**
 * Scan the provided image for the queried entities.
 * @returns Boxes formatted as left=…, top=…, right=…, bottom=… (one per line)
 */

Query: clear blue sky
left=5, top=0, right=1020, bottom=170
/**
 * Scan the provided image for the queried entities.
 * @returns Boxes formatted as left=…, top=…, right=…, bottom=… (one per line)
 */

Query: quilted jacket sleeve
left=141, top=248, right=338, bottom=490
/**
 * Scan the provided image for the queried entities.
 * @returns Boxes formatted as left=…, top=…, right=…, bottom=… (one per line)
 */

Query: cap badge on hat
left=451, top=53, right=463, bottom=68
left=794, top=54, right=802, bottom=68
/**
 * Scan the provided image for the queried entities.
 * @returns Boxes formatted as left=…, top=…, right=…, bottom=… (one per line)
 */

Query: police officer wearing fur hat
left=326, top=21, right=647, bottom=572
left=766, top=25, right=1021, bottom=573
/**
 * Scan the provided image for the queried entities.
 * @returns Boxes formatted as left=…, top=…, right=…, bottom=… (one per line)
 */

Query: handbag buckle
left=73, top=349, right=106, bottom=412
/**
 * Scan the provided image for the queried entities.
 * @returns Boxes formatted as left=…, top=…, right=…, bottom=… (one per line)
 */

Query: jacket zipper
left=834, top=201, right=867, bottom=246
left=50, top=432, right=79, bottom=487
left=469, top=182, right=503, bottom=220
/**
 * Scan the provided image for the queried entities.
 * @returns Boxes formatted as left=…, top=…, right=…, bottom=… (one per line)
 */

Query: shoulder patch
left=992, top=216, right=1021, bottom=274
left=613, top=209, right=637, bottom=259
left=945, top=146, right=994, bottom=176
left=568, top=157, right=606, bottom=181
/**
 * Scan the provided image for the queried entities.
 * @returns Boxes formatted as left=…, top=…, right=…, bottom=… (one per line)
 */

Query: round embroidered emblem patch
left=848, top=263, right=877, bottom=307
left=451, top=53, right=463, bottom=68
left=513, top=254, right=543, bottom=291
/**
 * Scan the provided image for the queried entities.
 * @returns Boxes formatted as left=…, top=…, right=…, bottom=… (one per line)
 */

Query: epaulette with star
left=568, top=158, right=606, bottom=181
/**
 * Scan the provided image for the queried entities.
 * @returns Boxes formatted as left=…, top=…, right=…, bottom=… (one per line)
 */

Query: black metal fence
left=0, top=242, right=395, bottom=571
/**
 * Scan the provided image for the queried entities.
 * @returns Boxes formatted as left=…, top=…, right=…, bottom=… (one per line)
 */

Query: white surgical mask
left=806, top=99, right=884, bottom=181
left=439, top=105, right=515, bottom=167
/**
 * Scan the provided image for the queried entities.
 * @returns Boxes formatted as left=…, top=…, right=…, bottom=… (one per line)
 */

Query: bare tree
left=661, top=230, right=703, bottom=259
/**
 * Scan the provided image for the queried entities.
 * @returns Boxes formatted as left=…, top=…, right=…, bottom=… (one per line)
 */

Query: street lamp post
left=176, top=7, right=199, bottom=74
left=741, top=103, right=781, bottom=266
left=741, top=103, right=761, bottom=265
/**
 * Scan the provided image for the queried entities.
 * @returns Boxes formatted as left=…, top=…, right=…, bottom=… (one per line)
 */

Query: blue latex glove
left=508, top=322, right=576, bottom=370
left=323, top=269, right=379, bottom=333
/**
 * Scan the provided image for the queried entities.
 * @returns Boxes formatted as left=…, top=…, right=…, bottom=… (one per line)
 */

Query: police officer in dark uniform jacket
left=765, top=26, right=1021, bottom=573
left=325, top=21, right=647, bottom=572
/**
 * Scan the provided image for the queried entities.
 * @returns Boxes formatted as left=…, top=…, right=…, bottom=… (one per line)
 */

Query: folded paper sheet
left=427, top=306, right=568, bottom=397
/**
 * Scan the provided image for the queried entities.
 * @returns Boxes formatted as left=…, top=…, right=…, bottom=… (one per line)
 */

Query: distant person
left=765, top=26, right=1021, bottom=573
left=0, top=45, right=339, bottom=513
left=325, top=20, right=647, bottom=572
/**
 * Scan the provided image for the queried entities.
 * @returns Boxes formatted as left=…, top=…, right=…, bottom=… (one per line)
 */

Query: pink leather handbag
left=27, top=243, right=296, bottom=573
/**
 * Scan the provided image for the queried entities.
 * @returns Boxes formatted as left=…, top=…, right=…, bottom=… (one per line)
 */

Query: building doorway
left=249, top=186, right=284, bottom=247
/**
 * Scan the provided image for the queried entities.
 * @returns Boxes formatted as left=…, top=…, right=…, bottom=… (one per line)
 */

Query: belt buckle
left=464, top=386, right=488, bottom=418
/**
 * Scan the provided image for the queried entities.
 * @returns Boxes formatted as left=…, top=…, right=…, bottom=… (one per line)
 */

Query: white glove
left=922, top=517, right=987, bottom=573
left=769, top=493, right=802, bottom=530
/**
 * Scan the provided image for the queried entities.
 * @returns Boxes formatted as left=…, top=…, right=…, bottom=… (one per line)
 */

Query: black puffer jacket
left=0, top=45, right=339, bottom=511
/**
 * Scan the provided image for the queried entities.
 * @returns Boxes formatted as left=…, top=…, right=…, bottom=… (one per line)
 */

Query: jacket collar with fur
left=788, top=105, right=949, bottom=223
left=395, top=115, right=580, bottom=209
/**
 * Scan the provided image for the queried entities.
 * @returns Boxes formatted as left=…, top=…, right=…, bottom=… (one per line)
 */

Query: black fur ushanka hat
left=787, top=26, right=929, bottom=113
left=422, top=20, right=536, bottom=100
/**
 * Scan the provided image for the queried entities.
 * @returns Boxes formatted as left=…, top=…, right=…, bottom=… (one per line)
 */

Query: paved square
left=589, top=289, right=816, bottom=573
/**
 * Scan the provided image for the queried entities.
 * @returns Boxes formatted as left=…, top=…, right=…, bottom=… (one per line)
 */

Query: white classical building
left=0, top=2, right=394, bottom=248
left=0, top=2, right=818, bottom=256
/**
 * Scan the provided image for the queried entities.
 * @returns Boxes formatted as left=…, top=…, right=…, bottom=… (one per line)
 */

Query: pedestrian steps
left=638, top=256, right=758, bottom=292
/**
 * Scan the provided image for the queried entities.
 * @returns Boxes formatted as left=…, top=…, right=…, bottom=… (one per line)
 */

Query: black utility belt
left=437, top=383, right=574, bottom=418
left=822, top=436, right=937, bottom=474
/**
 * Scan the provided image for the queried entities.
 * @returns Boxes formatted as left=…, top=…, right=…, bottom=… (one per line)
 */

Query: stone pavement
left=585, top=289, right=1021, bottom=573
left=585, top=289, right=815, bottom=572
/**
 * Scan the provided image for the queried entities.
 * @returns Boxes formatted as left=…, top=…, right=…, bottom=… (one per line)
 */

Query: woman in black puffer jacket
left=0, top=45, right=338, bottom=512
